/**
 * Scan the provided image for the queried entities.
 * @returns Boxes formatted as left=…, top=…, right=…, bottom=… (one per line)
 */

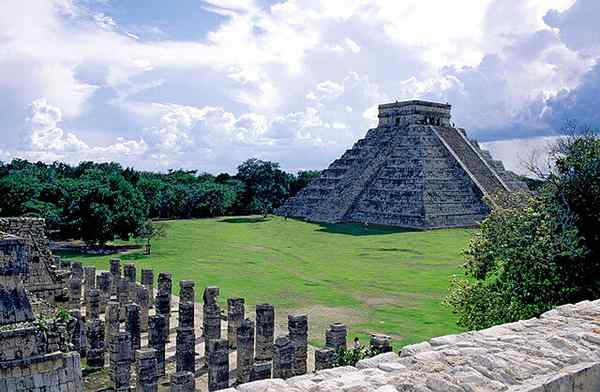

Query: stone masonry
left=0, top=230, right=83, bottom=391
left=255, top=303, right=275, bottom=361
left=225, top=299, right=600, bottom=392
left=276, top=100, right=528, bottom=229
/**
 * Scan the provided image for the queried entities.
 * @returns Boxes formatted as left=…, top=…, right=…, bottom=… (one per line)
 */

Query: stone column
left=314, top=348, right=335, bottom=371
left=227, top=298, right=244, bottom=349
left=118, top=277, right=129, bottom=322
left=71, top=261, right=84, bottom=281
left=110, top=258, right=121, bottom=296
left=86, top=318, right=105, bottom=368
left=105, top=301, right=120, bottom=341
left=203, top=286, right=221, bottom=341
left=148, top=314, right=167, bottom=377
left=129, top=280, right=138, bottom=303
left=69, top=309, right=87, bottom=357
left=251, top=361, right=272, bottom=381
left=176, top=326, right=196, bottom=374
left=369, top=334, right=392, bottom=354
left=69, top=277, right=82, bottom=311
left=288, top=314, right=308, bottom=376
left=126, top=303, right=141, bottom=353
left=272, top=335, right=294, bottom=379
left=179, top=280, right=195, bottom=303
left=170, top=371, right=195, bottom=392
left=236, top=318, right=255, bottom=385
left=136, top=348, right=158, bottom=392
left=124, top=263, right=136, bottom=282
left=178, top=302, right=194, bottom=329
left=141, top=268, right=154, bottom=306
left=207, top=338, right=229, bottom=392
left=137, top=285, right=150, bottom=332
left=110, top=331, right=132, bottom=392
left=325, top=323, right=347, bottom=352
left=83, top=266, right=96, bottom=302
left=255, top=303, right=274, bottom=361
left=60, top=257, right=71, bottom=270
left=156, top=273, right=172, bottom=340
left=86, top=288, right=100, bottom=321
left=97, top=272, right=112, bottom=313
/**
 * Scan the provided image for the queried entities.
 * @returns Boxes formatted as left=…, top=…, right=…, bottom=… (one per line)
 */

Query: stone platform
left=225, top=299, right=600, bottom=391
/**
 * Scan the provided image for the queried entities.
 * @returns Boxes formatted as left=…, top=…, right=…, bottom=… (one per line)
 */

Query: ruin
left=277, top=100, right=528, bottom=228
left=0, top=230, right=83, bottom=391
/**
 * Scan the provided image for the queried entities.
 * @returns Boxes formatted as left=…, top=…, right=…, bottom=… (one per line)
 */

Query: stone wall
left=223, top=299, right=600, bottom=392
left=0, top=218, right=68, bottom=303
left=276, top=100, right=527, bottom=229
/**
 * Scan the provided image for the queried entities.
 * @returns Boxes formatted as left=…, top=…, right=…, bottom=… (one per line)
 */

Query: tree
left=445, top=130, right=600, bottom=330
left=63, top=170, right=147, bottom=245
left=290, top=170, right=321, bottom=196
left=235, top=158, right=292, bottom=215
left=136, top=220, right=168, bottom=255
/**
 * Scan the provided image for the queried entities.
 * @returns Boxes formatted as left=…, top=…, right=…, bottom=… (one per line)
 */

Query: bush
left=445, top=132, right=600, bottom=330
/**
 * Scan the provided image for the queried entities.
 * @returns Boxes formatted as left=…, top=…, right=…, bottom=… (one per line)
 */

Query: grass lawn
left=57, top=215, right=474, bottom=350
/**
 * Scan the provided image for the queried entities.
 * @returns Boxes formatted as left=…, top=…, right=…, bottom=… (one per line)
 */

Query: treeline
left=0, top=158, right=320, bottom=244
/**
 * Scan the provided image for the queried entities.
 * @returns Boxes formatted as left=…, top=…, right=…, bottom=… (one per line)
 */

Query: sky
left=1, top=0, right=599, bottom=175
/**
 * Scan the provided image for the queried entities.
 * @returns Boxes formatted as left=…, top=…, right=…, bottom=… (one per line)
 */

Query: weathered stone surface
left=369, top=333, right=392, bottom=354
left=141, top=268, right=154, bottom=306
left=124, top=263, right=136, bottom=283
left=251, top=361, right=272, bottom=382
left=208, top=338, right=229, bottom=391
left=170, top=371, right=196, bottom=392
left=110, top=331, right=132, bottom=391
left=83, top=265, right=96, bottom=302
left=70, top=309, right=87, bottom=357
left=97, top=271, right=112, bottom=313
left=237, top=318, right=255, bottom=384
left=137, top=284, right=150, bottom=332
left=136, top=348, right=158, bottom=392
left=314, top=347, right=335, bottom=371
left=176, top=326, right=196, bottom=374
left=255, top=303, right=274, bottom=361
left=227, top=300, right=600, bottom=392
left=110, top=258, right=121, bottom=296
left=126, top=303, right=142, bottom=353
left=203, top=286, right=221, bottom=341
left=179, top=279, right=195, bottom=303
left=276, top=100, right=527, bottom=229
left=117, top=276, right=129, bottom=322
left=68, top=277, right=82, bottom=311
left=86, top=318, right=105, bottom=368
left=86, top=288, right=100, bottom=320
left=228, top=297, right=245, bottom=349
left=156, top=272, right=172, bottom=340
left=288, top=314, right=308, bottom=376
left=272, top=335, right=294, bottom=380
left=71, top=260, right=83, bottom=281
left=105, top=300, right=120, bottom=341
left=149, top=314, right=167, bottom=377
left=0, top=218, right=69, bottom=303
left=178, top=301, right=194, bottom=329
left=325, top=322, right=347, bottom=352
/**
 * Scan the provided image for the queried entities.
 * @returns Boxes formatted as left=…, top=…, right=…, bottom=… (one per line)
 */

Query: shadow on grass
left=221, top=217, right=268, bottom=224
left=314, top=222, right=420, bottom=236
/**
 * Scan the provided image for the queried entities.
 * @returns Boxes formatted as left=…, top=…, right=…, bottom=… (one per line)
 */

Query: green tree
left=445, top=131, right=600, bottom=330
left=136, top=219, right=168, bottom=255
left=235, top=158, right=292, bottom=215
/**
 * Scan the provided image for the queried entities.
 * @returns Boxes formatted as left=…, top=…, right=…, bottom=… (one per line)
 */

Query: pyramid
left=276, top=100, right=527, bottom=229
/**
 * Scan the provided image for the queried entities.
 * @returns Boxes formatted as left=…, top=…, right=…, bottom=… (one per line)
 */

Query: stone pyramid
left=276, top=100, right=527, bottom=229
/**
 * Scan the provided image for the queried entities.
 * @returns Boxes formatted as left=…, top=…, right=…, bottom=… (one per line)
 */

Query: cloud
left=0, top=0, right=598, bottom=174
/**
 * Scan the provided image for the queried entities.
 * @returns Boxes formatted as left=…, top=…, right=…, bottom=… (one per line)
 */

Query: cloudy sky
left=1, top=0, right=599, bottom=174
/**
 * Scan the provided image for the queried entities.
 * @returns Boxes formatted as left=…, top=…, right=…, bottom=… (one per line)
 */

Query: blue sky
left=1, top=0, right=599, bottom=174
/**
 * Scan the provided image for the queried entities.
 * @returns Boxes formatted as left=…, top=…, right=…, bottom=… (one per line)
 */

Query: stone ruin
left=0, top=217, right=69, bottom=303
left=277, top=100, right=528, bottom=229
left=0, top=230, right=83, bottom=391
left=4, top=217, right=600, bottom=392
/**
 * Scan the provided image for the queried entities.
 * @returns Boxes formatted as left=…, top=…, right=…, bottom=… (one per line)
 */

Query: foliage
left=445, top=132, right=600, bottom=330
left=0, top=157, right=316, bottom=243
left=334, top=347, right=377, bottom=367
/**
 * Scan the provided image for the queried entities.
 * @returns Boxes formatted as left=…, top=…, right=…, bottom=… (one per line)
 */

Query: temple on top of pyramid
left=276, top=100, right=528, bottom=229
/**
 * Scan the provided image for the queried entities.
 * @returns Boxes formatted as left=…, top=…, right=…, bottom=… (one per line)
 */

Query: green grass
left=58, top=216, right=474, bottom=350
